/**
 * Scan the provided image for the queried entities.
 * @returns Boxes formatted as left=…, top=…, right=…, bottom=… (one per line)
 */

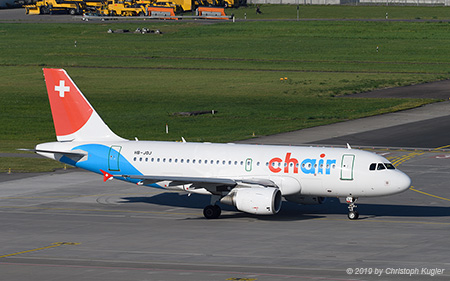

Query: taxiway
left=1, top=100, right=449, bottom=280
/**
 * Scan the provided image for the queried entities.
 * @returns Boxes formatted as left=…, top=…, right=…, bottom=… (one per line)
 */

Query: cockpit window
left=370, top=163, right=395, bottom=171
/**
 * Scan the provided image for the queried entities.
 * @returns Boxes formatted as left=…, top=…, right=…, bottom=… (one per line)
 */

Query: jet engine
left=220, top=187, right=282, bottom=215
left=284, top=194, right=327, bottom=205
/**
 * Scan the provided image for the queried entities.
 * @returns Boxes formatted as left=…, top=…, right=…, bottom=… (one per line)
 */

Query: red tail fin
left=43, top=69, right=124, bottom=142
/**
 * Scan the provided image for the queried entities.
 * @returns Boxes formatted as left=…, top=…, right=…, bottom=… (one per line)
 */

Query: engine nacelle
left=284, top=194, right=327, bottom=205
left=220, top=187, right=282, bottom=215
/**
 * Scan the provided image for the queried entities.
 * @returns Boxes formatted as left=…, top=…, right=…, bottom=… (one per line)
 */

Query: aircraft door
left=108, top=145, right=121, bottom=171
left=245, top=158, right=252, bottom=172
left=340, top=154, right=354, bottom=180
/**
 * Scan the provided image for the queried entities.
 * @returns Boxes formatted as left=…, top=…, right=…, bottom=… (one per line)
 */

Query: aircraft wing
left=121, top=174, right=237, bottom=186
left=118, top=174, right=277, bottom=190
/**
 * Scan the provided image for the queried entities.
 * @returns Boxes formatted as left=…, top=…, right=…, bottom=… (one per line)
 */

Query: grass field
left=232, top=5, right=450, bottom=20
left=1, top=6, right=450, bottom=172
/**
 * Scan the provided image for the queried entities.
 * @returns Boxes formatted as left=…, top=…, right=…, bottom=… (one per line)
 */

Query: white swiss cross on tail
left=55, top=80, right=70, bottom=97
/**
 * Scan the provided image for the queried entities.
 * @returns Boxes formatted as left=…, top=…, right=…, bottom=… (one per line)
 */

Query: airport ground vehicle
left=146, top=5, right=177, bottom=19
left=98, top=0, right=147, bottom=16
left=25, top=0, right=102, bottom=15
left=24, top=0, right=233, bottom=16
left=151, top=0, right=181, bottom=12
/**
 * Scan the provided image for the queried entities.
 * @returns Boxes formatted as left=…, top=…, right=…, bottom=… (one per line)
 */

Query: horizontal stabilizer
left=20, top=148, right=87, bottom=157
left=35, top=149, right=88, bottom=157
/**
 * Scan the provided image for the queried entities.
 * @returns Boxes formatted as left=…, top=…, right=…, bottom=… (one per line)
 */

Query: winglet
left=100, top=169, right=114, bottom=182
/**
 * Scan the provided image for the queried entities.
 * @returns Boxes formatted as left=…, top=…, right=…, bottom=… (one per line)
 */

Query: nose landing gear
left=346, top=196, right=359, bottom=220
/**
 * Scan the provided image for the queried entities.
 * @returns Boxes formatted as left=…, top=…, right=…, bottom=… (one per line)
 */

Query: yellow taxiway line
left=0, top=242, right=80, bottom=259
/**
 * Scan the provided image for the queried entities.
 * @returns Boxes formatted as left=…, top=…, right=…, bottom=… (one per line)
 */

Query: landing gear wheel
left=213, top=205, right=221, bottom=217
left=203, top=205, right=221, bottom=219
left=348, top=211, right=359, bottom=220
left=346, top=196, right=359, bottom=220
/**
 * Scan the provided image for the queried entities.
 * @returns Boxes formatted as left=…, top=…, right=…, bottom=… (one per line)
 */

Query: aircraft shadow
left=121, top=193, right=327, bottom=221
left=121, top=192, right=450, bottom=220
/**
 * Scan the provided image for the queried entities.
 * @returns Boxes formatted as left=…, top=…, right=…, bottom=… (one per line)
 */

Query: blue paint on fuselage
left=60, top=144, right=162, bottom=188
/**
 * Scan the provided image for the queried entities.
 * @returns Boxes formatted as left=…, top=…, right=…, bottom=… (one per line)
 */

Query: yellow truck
left=25, top=0, right=104, bottom=15
left=152, top=0, right=182, bottom=13
left=25, top=0, right=85, bottom=15
left=222, top=0, right=236, bottom=8
left=98, top=0, right=147, bottom=16
left=195, top=0, right=237, bottom=8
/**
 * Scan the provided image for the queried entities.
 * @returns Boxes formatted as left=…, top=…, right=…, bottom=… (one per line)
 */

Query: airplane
left=34, top=68, right=411, bottom=220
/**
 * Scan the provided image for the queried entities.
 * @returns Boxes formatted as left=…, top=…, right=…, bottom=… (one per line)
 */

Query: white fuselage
left=36, top=140, right=411, bottom=199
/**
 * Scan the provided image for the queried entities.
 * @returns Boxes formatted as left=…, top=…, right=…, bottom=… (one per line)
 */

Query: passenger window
left=385, top=163, right=396, bottom=170
left=377, top=163, right=386, bottom=170
left=369, top=163, right=376, bottom=171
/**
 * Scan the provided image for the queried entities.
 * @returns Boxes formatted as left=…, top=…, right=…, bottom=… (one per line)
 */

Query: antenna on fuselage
left=347, top=143, right=352, bottom=149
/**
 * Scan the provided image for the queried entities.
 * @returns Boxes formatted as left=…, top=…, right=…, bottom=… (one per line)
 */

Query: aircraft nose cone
left=395, top=171, right=411, bottom=193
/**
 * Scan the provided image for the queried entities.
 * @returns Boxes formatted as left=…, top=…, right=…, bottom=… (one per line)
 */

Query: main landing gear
left=346, top=196, right=359, bottom=220
left=203, top=205, right=221, bottom=219
left=203, top=195, right=222, bottom=219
